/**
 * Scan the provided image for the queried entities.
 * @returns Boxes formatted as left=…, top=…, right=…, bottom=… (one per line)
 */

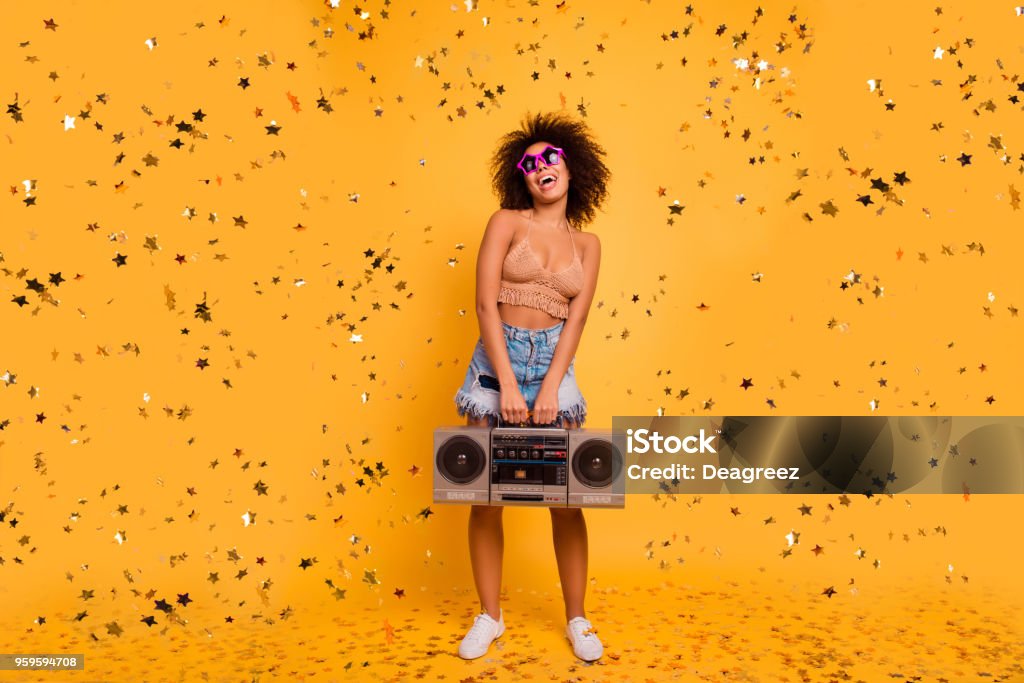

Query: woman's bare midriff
left=498, top=301, right=562, bottom=330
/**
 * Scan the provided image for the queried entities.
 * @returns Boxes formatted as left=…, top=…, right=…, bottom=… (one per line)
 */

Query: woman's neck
left=531, top=205, right=569, bottom=231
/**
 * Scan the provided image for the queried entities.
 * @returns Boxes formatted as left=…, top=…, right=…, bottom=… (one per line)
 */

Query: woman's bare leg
left=550, top=417, right=589, bottom=621
left=467, top=414, right=503, bottom=619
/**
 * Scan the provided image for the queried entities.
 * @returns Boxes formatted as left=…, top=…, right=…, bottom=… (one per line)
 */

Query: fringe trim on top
left=497, top=285, right=569, bottom=320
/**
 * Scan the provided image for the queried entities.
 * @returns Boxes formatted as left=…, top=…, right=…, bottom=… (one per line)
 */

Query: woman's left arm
left=535, top=233, right=601, bottom=420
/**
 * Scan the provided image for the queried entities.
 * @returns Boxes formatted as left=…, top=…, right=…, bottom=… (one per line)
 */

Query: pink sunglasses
left=516, top=146, right=566, bottom=175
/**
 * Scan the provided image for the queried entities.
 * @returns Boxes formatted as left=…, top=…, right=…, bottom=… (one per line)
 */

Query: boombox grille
left=571, top=437, right=618, bottom=488
left=436, top=435, right=486, bottom=484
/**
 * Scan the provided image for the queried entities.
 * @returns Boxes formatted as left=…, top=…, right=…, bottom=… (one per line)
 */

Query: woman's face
left=519, top=140, right=571, bottom=203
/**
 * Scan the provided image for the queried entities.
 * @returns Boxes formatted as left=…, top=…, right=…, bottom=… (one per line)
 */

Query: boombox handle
left=495, top=412, right=566, bottom=429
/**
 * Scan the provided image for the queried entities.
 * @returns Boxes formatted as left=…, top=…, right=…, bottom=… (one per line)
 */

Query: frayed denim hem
left=558, top=402, right=588, bottom=427
left=454, top=391, right=499, bottom=426
left=454, top=391, right=587, bottom=428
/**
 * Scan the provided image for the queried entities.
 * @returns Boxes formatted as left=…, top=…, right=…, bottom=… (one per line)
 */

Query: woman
left=452, top=111, right=610, bottom=662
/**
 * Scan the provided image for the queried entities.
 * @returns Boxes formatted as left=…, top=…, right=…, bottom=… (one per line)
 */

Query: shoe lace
left=465, top=613, right=495, bottom=643
left=570, top=619, right=598, bottom=641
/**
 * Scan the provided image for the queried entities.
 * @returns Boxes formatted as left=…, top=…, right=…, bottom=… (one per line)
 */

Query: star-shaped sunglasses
left=516, top=146, right=567, bottom=175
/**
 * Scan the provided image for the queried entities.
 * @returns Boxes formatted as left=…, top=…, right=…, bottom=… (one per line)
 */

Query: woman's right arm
left=475, top=210, right=529, bottom=423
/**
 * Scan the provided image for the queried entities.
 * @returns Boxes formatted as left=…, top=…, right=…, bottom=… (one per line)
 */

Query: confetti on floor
left=2, top=571, right=1021, bottom=682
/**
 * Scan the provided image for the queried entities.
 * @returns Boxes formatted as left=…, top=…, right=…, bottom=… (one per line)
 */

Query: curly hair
left=489, top=111, right=610, bottom=229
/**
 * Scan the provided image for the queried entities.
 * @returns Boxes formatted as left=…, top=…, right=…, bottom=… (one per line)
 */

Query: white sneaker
left=458, top=609, right=504, bottom=659
left=565, top=616, right=603, bottom=661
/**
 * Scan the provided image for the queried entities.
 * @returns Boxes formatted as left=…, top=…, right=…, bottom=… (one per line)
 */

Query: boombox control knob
left=519, top=449, right=528, bottom=459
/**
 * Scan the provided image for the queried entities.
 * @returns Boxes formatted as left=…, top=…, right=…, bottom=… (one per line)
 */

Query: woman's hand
left=531, top=385, right=560, bottom=426
left=500, top=385, right=530, bottom=425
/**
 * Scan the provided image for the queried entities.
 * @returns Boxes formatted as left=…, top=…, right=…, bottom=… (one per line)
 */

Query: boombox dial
left=489, top=428, right=570, bottom=505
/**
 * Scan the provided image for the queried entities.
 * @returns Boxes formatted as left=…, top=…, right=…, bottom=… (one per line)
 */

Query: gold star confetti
left=0, top=3, right=1020, bottom=680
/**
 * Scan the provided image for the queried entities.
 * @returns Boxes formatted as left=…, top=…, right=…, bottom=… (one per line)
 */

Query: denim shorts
left=454, top=320, right=587, bottom=427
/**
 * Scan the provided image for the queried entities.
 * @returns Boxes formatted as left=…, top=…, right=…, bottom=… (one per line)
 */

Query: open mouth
left=540, top=175, right=556, bottom=188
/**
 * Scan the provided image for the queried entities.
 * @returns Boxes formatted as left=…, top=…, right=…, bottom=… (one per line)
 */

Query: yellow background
left=1, top=0, right=1022, bottom=680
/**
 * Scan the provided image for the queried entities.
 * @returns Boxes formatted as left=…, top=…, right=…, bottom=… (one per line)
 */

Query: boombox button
left=496, top=449, right=505, bottom=458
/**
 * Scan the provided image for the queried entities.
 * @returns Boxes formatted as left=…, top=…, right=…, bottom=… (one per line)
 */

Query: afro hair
left=489, top=111, right=610, bottom=228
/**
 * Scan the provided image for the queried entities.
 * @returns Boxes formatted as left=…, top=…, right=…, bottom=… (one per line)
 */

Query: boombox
left=433, top=424, right=624, bottom=508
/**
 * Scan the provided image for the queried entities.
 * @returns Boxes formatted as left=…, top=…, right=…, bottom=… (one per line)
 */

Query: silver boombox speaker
left=433, top=417, right=624, bottom=508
